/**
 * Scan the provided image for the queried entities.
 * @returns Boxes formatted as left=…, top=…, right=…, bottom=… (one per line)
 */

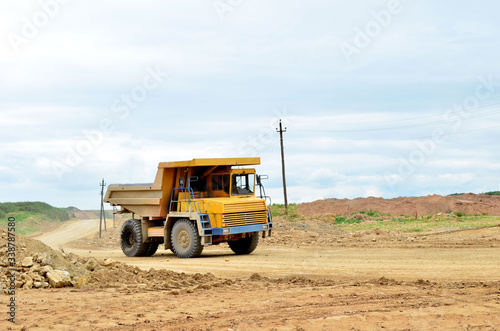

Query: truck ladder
left=170, top=186, right=213, bottom=245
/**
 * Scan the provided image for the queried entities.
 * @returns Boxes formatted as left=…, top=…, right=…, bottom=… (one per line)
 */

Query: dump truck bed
left=104, top=157, right=261, bottom=218
left=105, top=183, right=163, bottom=217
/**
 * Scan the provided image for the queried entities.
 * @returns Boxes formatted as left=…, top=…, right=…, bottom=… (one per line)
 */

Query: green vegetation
left=270, top=203, right=287, bottom=217
left=269, top=203, right=499, bottom=234
left=449, top=191, right=500, bottom=196
left=357, top=210, right=390, bottom=218
left=297, top=207, right=500, bottom=233
left=0, top=201, right=73, bottom=235
left=320, top=213, right=500, bottom=234
left=334, top=216, right=362, bottom=225
left=0, top=201, right=72, bottom=221
left=270, top=203, right=303, bottom=221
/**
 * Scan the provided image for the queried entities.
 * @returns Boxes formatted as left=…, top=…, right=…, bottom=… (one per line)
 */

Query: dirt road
left=33, top=218, right=108, bottom=249
left=51, top=244, right=500, bottom=283
left=11, top=219, right=500, bottom=330
left=35, top=219, right=500, bottom=282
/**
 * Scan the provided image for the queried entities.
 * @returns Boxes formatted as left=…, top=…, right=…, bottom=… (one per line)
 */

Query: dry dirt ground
left=299, top=193, right=500, bottom=217
left=2, top=202, right=500, bottom=330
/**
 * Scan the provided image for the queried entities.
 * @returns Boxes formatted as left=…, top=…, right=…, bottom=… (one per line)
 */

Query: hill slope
left=299, top=193, right=500, bottom=217
left=0, top=201, right=72, bottom=235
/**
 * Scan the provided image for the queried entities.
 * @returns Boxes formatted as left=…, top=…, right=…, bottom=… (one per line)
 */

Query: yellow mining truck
left=104, top=157, right=273, bottom=258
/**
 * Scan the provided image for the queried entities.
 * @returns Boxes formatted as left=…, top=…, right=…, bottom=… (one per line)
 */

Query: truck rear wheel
left=120, top=219, right=149, bottom=257
left=170, top=219, right=203, bottom=258
left=228, top=232, right=259, bottom=255
left=143, top=242, right=159, bottom=256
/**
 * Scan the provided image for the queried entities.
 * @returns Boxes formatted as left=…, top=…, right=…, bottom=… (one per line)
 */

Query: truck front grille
left=223, top=201, right=266, bottom=213
left=222, top=210, right=268, bottom=227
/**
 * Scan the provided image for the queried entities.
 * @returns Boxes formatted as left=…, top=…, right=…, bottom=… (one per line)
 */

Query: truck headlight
left=223, top=228, right=230, bottom=234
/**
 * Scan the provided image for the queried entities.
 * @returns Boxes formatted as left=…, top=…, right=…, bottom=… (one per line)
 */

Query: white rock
left=103, top=258, right=115, bottom=266
left=39, top=265, right=53, bottom=276
left=41, top=257, right=52, bottom=266
left=46, top=270, right=72, bottom=288
left=85, top=258, right=99, bottom=271
left=22, top=257, right=34, bottom=267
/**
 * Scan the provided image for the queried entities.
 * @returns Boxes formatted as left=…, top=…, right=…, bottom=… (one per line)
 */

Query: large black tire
left=170, top=219, right=203, bottom=258
left=120, top=219, right=149, bottom=257
left=143, top=242, right=159, bottom=256
left=228, top=232, right=259, bottom=255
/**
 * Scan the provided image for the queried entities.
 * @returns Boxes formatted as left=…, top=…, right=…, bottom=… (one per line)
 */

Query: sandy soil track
left=35, top=219, right=500, bottom=282
left=10, top=218, right=499, bottom=330
left=33, top=219, right=101, bottom=249
left=52, top=245, right=500, bottom=283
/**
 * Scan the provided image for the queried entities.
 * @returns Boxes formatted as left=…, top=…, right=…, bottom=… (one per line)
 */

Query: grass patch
left=0, top=201, right=72, bottom=235
left=270, top=203, right=303, bottom=221
left=314, top=213, right=500, bottom=234
left=335, top=216, right=363, bottom=225
left=357, top=210, right=390, bottom=217
left=449, top=191, right=500, bottom=196
left=0, top=201, right=72, bottom=221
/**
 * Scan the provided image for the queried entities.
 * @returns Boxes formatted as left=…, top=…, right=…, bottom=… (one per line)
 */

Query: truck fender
left=164, top=216, right=175, bottom=250
left=164, top=216, right=197, bottom=249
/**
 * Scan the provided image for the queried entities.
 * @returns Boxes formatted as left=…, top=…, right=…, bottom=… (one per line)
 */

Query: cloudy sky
left=1, top=0, right=500, bottom=209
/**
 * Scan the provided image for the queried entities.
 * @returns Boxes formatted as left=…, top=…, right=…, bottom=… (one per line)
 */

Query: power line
left=296, top=101, right=500, bottom=128
left=288, top=123, right=500, bottom=143
left=298, top=108, right=500, bottom=133
left=397, top=124, right=500, bottom=141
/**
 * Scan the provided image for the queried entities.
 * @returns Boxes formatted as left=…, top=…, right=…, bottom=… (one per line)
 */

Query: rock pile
left=0, top=229, right=230, bottom=294
left=0, top=229, right=97, bottom=292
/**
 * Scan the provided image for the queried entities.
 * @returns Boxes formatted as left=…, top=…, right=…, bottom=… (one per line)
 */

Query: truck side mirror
left=257, top=175, right=268, bottom=186
left=186, top=176, right=198, bottom=188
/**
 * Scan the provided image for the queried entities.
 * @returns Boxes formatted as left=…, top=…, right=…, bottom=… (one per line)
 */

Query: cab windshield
left=231, top=173, right=255, bottom=196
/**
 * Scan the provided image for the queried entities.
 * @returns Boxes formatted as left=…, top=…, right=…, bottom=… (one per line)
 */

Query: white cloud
left=1, top=1, right=500, bottom=208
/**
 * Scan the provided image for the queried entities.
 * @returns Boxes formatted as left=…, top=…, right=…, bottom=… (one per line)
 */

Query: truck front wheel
left=170, top=219, right=203, bottom=258
left=120, top=219, right=149, bottom=257
left=228, top=232, right=259, bottom=255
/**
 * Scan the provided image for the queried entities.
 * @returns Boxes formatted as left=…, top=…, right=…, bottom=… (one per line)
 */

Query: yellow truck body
left=105, top=157, right=273, bottom=258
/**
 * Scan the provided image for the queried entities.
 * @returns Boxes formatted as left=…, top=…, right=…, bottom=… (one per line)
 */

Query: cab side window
left=212, top=175, right=230, bottom=195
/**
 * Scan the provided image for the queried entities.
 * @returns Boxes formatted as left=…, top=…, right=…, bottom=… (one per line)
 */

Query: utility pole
left=99, top=178, right=107, bottom=238
left=276, top=119, right=288, bottom=213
